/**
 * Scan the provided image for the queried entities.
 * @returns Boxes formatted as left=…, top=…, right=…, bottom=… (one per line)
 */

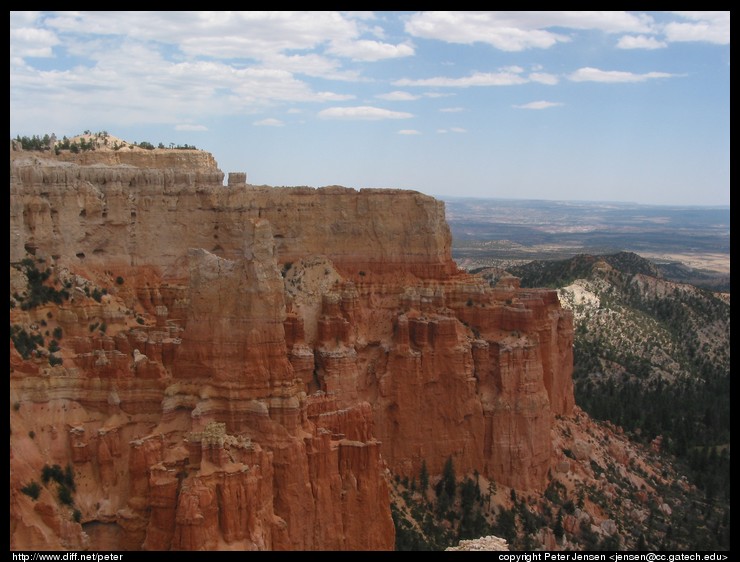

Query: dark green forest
left=509, top=252, right=730, bottom=505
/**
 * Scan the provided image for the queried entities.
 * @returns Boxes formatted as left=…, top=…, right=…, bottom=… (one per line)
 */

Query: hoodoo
left=9, top=140, right=573, bottom=550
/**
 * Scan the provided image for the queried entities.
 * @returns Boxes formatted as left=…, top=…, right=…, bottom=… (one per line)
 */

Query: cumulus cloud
left=258, top=53, right=361, bottom=82
left=318, top=106, right=414, bottom=120
left=10, top=49, right=356, bottom=132
left=23, top=11, right=412, bottom=81
left=513, top=101, right=563, bottom=110
left=9, top=11, right=725, bottom=147
left=665, top=11, right=730, bottom=45
left=397, top=129, right=421, bottom=135
left=376, top=91, right=420, bottom=101
left=253, top=118, right=285, bottom=126
left=10, top=11, right=42, bottom=26
left=394, top=71, right=527, bottom=88
left=617, top=35, right=667, bottom=49
left=405, top=11, right=570, bottom=51
left=528, top=11, right=654, bottom=33
left=44, top=11, right=358, bottom=60
left=10, top=12, right=374, bottom=132
left=404, top=11, right=656, bottom=51
left=9, top=26, right=59, bottom=58
left=569, top=67, right=674, bottom=83
left=327, top=39, right=414, bottom=61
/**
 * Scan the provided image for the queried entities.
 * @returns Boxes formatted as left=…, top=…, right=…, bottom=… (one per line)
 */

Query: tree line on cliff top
left=12, top=131, right=197, bottom=153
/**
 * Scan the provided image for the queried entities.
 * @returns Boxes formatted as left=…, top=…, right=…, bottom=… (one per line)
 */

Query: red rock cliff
left=9, top=147, right=573, bottom=550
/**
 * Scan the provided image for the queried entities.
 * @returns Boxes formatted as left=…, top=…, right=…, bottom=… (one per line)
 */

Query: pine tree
left=419, top=459, right=429, bottom=492
left=553, top=509, right=564, bottom=541
left=442, top=456, right=456, bottom=498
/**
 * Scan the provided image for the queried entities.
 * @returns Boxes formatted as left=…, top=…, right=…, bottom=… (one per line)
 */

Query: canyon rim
left=10, top=137, right=574, bottom=550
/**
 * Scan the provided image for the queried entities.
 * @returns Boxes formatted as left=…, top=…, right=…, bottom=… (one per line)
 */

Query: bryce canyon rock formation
left=9, top=145, right=573, bottom=550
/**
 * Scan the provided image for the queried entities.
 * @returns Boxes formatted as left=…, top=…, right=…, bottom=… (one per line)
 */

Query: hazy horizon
left=10, top=11, right=729, bottom=207
left=435, top=194, right=731, bottom=209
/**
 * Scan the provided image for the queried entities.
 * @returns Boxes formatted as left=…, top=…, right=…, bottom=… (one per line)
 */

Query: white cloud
left=398, top=129, right=421, bottom=135
left=10, top=11, right=42, bottom=26
left=254, top=118, right=285, bottom=127
left=528, top=72, right=559, bottom=85
left=259, top=53, right=362, bottom=81
left=9, top=26, right=59, bottom=58
left=569, top=67, right=674, bottom=83
left=522, top=11, right=654, bottom=34
left=617, top=35, right=667, bottom=50
left=45, top=11, right=358, bottom=59
left=404, top=12, right=657, bottom=52
left=405, top=12, right=570, bottom=51
left=394, top=71, right=527, bottom=88
left=175, top=124, right=208, bottom=131
left=327, top=39, right=414, bottom=61
left=33, top=11, right=412, bottom=73
left=376, top=91, right=420, bottom=101
left=9, top=44, right=356, bottom=132
left=664, top=12, right=730, bottom=45
left=343, top=11, right=377, bottom=22
left=513, top=101, right=563, bottom=110
left=318, top=106, right=414, bottom=120
left=9, top=9, right=726, bottom=167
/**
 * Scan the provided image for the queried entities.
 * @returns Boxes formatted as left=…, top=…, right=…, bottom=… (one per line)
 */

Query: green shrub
left=21, top=481, right=41, bottom=500
left=42, top=464, right=65, bottom=485
left=58, top=485, right=74, bottom=505
left=11, top=259, right=69, bottom=310
left=10, top=325, right=44, bottom=359
left=64, top=464, right=76, bottom=491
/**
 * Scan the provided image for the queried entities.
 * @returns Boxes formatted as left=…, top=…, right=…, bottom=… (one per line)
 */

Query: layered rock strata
left=9, top=148, right=573, bottom=550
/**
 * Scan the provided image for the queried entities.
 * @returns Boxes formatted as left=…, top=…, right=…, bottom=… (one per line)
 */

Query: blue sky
left=10, top=11, right=730, bottom=206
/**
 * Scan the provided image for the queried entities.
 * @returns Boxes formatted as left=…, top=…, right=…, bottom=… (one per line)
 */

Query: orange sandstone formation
left=9, top=145, right=573, bottom=550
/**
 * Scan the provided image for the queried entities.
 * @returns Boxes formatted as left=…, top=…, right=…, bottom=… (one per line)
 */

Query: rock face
left=9, top=146, right=574, bottom=550
left=446, top=535, right=510, bottom=551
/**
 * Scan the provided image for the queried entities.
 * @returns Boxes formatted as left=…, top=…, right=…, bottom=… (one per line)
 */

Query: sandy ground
left=639, top=252, right=730, bottom=275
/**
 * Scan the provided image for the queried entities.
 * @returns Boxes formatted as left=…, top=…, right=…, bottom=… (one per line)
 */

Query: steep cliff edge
left=9, top=145, right=573, bottom=550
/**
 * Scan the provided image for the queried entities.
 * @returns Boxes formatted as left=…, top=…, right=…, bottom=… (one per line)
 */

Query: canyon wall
left=9, top=148, right=573, bottom=550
